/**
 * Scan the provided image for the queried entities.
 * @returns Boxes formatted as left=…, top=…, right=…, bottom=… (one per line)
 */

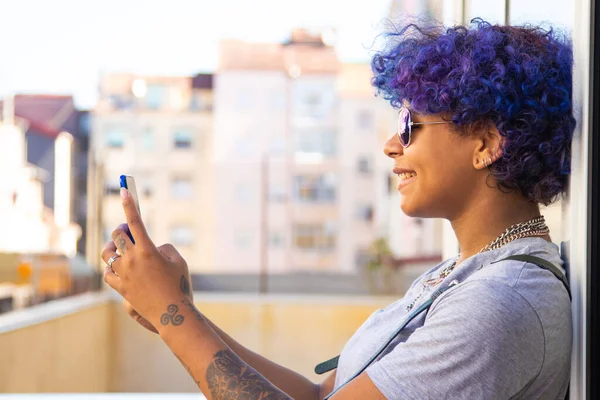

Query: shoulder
left=365, top=279, right=547, bottom=398
left=429, top=279, right=544, bottom=338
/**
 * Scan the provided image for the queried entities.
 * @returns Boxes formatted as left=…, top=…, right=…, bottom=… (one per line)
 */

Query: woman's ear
left=472, top=123, right=504, bottom=170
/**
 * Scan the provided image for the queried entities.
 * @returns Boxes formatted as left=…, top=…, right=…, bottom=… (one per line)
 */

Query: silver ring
left=107, top=255, right=121, bottom=268
left=482, top=158, right=488, bottom=168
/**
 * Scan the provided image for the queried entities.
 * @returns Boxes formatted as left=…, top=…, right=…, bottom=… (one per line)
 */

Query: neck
left=451, top=191, right=549, bottom=265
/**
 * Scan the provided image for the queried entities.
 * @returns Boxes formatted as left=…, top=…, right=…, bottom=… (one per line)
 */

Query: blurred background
left=0, top=0, right=582, bottom=397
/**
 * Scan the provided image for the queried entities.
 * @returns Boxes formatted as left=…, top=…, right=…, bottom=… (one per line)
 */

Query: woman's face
left=383, top=108, right=483, bottom=219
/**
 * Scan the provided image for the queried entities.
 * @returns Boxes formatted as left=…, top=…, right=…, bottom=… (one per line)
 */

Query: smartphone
left=120, top=175, right=141, bottom=243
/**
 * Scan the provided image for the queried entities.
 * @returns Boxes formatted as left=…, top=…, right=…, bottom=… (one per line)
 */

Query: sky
left=0, top=0, right=392, bottom=108
left=0, top=0, right=575, bottom=109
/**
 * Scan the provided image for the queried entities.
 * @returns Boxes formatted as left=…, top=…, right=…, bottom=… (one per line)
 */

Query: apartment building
left=89, top=73, right=214, bottom=273
left=0, top=96, right=81, bottom=256
left=0, top=95, right=89, bottom=255
left=213, top=29, right=396, bottom=274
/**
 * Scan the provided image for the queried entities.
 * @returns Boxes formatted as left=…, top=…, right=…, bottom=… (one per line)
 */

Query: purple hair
left=372, top=18, right=576, bottom=206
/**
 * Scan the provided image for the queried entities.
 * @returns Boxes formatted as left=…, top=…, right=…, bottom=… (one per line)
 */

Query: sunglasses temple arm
left=412, top=121, right=452, bottom=126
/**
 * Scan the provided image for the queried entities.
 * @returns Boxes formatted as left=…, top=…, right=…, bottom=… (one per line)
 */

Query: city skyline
left=0, top=0, right=392, bottom=109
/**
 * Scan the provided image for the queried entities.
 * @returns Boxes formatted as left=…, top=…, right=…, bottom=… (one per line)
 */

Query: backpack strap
left=314, top=280, right=458, bottom=376
left=491, top=254, right=572, bottom=300
left=315, top=355, right=339, bottom=375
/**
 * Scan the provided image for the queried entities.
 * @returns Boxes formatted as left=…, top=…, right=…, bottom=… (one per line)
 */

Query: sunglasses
left=397, top=107, right=452, bottom=147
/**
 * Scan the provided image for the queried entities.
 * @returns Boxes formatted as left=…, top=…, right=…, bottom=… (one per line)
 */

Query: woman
left=102, top=19, right=574, bottom=399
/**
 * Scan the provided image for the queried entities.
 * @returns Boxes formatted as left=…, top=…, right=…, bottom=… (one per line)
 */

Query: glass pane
left=509, top=0, right=573, bottom=28
left=170, top=226, right=194, bottom=246
left=466, top=0, right=506, bottom=24
left=171, top=177, right=193, bottom=199
left=173, top=128, right=193, bottom=149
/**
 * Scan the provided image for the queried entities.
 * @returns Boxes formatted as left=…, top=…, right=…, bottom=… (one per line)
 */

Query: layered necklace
left=405, top=215, right=549, bottom=311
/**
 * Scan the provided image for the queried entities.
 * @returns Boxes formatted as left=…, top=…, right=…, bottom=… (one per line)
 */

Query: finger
left=116, top=223, right=135, bottom=243
left=123, top=299, right=158, bottom=334
left=112, top=227, right=134, bottom=256
left=120, top=188, right=152, bottom=248
left=100, top=246, right=123, bottom=276
left=104, top=265, right=121, bottom=292
left=101, top=241, right=118, bottom=263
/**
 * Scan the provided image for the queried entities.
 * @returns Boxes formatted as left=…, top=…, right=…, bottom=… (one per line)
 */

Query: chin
left=399, top=197, right=443, bottom=219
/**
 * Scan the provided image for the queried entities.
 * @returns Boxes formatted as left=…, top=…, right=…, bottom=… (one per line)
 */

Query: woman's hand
left=101, top=188, right=194, bottom=329
left=120, top=243, right=195, bottom=335
left=122, top=298, right=158, bottom=334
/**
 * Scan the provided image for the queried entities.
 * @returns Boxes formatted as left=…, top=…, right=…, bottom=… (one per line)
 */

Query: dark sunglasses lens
left=398, top=108, right=411, bottom=146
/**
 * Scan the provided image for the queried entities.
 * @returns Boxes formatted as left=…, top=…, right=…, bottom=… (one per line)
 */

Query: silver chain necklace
left=405, top=215, right=549, bottom=312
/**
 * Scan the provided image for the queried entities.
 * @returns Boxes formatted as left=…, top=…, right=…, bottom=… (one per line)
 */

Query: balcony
left=0, top=290, right=391, bottom=396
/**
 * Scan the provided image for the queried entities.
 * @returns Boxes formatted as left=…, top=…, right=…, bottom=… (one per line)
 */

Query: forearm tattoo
left=160, top=304, right=184, bottom=326
left=206, top=349, right=291, bottom=399
left=185, top=300, right=204, bottom=322
left=180, top=275, right=192, bottom=297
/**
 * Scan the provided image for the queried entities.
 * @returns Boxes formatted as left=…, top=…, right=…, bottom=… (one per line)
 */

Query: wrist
left=156, top=298, right=206, bottom=339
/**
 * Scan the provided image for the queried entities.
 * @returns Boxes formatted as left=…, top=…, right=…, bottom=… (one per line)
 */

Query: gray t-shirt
left=334, top=237, right=572, bottom=399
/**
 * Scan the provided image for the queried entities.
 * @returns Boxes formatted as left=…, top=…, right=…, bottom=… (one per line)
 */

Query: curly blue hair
left=372, top=18, right=575, bottom=206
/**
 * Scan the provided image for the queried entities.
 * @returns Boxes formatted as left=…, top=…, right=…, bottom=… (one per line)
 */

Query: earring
left=487, top=156, right=493, bottom=167
left=482, top=158, right=488, bottom=168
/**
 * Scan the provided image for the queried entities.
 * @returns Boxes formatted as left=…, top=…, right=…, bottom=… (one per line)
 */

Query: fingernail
left=120, top=188, right=130, bottom=199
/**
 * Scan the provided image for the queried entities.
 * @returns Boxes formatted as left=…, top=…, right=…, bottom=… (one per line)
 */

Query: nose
left=383, top=132, right=403, bottom=159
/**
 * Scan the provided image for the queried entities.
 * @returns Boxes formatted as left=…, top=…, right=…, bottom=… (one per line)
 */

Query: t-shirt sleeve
left=365, top=280, right=545, bottom=399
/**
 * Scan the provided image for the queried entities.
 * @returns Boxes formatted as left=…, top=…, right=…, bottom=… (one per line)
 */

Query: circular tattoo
left=160, top=304, right=185, bottom=326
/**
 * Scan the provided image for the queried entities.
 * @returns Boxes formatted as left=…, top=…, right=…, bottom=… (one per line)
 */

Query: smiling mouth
left=397, top=172, right=417, bottom=180
left=397, top=172, right=417, bottom=190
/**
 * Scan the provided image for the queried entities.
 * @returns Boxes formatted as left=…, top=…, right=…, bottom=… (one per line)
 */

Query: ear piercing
left=482, top=156, right=493, bottom=168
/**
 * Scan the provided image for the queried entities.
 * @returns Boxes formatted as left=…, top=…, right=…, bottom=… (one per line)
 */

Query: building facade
left=0, top=95, right=88, bottom=255
left=89, top=73, right=214, bottom=273
left=213, top=30, right=397, bottom=274
left=0, top=96, right=81, bottom=256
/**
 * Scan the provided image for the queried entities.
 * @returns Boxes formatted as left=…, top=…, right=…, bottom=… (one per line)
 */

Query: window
left=146, top=84, right=166, bottom=110
left=358, top=156, right=373, bottom=174
left=173, top=128, right=193, bottom=149
left=296, top=90, right=334, bottom=118
left=142, top=182, right=153, bottom=198
left=142, top=128, right=153, bottom=150
left=293, top=222, right=336, bottom=252
left=109, top=95, right=133, bottom=110
left=169, top=87, right=185, bottom=110
left=104, top=182, right=121, bottom=196
left=235, top=231, right=253, bottom=249
left=268, top=183, right=287, bottom=203
left=357, top=110, right=374, bottom=130
left=294, top=129, right=336, bottom=157
left=269, top=231, right=284, bottom=248
left=356, top=204, right=374, bottom=222
left=305, top=92, right=323, bottom=117
left=268, top=137, right=286, bottom=156
left=171, top=177, right=193, bottom=199
left=235, top=184, right=254, bottom=204
left=189, top=91, right=213, bottom=111
left=78, top=112, right=90, bottom=136
left=170, top=226, right=194, bottom=246
left=293, top=174, right=336, bottom=203
left=106, top=128, right=125, bottom=148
